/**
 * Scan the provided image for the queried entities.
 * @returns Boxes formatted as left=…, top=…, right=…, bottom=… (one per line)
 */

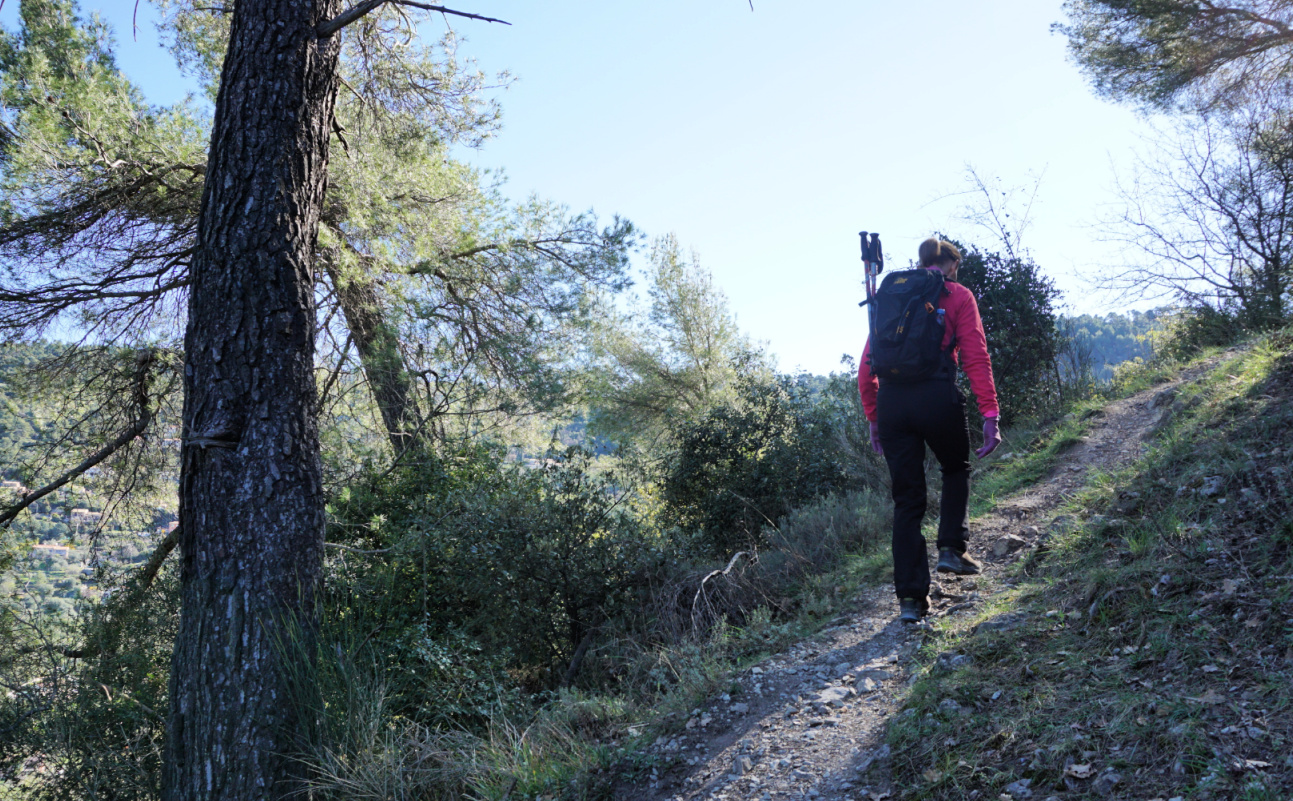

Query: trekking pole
left=857, top=231, right=884, bottom=340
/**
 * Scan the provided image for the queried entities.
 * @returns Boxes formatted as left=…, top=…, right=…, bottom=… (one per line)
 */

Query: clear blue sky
left=4, top=1, right=1160, bottom=375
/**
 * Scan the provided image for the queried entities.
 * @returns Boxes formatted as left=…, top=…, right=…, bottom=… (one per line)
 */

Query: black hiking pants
left=876, top=378, right=971, bottom=601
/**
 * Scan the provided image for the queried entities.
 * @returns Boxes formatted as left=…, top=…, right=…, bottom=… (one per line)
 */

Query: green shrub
left=1150, top=305, right=1239, bottom=362
left=760, top=489, right=889, bottom=588
left=660, top=375, right=855, bottom=556
left=326, top=445, right=663, bottom=694
left=635, top=489, right=891, bottom=653
left=949, top=241, right=1063, bottom=424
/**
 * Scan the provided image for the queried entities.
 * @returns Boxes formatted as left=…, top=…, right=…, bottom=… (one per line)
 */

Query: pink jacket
left=858, top=269, right=999, bottom=422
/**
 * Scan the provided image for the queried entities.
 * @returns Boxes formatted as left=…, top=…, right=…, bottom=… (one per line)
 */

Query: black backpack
left=867, top=268, right=952, bottom=382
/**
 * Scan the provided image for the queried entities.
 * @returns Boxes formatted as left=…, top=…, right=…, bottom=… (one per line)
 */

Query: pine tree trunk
left=165, top=0, right=342, bottom=797
left=325, top=261, right=421, bottom=454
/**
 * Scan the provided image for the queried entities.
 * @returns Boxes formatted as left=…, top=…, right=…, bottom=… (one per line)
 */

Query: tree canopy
left=1100, top=105, right=1293, bottom=328
left=1057, top=0, right=1293, bottom=110
left=0, top=0, right=635, bottom=475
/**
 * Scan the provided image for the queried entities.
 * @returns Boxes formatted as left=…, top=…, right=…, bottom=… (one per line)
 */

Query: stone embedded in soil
left=1199, top=475, right=1225, bottom=497
left=991, top=533, right=1029, bottom=557
left=937, top=652, right=973, bottom=669
left=856, top=666, right=893, bottom=682
left=1004, top=778, right=1034, bottom=798
left=1150, top=387, right=1177, bottom=408
left=1092, top=769, right=1122, bottom=796
left=974, top=612, right=1027, bottom=634
left=1048, top=515, right=1077, bottom=533
left=814, top=686, right=855, bottom=707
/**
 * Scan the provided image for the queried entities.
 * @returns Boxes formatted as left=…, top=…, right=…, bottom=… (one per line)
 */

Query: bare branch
left=317, top=0, right=510, bottom=38
left=0, top=349, right=158, bottom=528
left=133, top=524, right=180, bottom=594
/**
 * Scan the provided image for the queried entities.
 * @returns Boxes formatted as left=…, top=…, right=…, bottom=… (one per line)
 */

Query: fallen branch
left=324, top=541, right=392, bottom=555
left=691, top=551, right=750, bottom=629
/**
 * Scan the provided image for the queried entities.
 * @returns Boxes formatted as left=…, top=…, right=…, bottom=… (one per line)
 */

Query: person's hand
left=869, top=421, right=883, bottom=455
left=976, top=417, right=1001, bottom=459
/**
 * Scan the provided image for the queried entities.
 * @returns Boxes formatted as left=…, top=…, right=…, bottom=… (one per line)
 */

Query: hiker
left=858, top=238, right=1001, bottom=623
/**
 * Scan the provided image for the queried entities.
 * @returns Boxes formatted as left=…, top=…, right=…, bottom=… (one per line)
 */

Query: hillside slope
left=618, top=332, right=1292, bottom=801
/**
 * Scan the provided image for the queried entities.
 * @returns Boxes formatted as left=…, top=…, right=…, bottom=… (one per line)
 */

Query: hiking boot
left=936, top=548, right=982, bottom=575
left=898, top=596, right=930, bottom=623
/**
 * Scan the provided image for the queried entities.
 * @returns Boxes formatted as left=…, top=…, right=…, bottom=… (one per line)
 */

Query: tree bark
left=165, top=1, right=342, bottom=798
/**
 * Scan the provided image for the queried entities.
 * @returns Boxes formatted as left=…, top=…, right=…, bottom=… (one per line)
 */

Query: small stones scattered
left=1004, top=777, right=1034, bottom=798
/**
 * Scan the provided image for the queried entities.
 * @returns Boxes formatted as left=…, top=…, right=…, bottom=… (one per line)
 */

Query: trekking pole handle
left=869, top=233, right=883, bottom=273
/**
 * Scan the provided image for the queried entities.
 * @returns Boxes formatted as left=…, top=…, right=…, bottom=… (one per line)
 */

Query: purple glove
left=869, top=421, right=883, bottom=455
left=976, top=417, right=1001, bottom=459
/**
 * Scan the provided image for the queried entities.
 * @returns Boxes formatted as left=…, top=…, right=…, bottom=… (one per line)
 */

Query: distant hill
left=0, top=342, right=169, bottom=620
left=1060, top=309, right=1161, bottom=379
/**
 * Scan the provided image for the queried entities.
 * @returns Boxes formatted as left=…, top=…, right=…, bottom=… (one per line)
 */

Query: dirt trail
left=618, top=365, right=1218, bottom=801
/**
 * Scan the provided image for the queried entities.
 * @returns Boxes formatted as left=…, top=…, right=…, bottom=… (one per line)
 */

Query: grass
left=883, top=328, right=1293, bottom=801
left=289, top=486, right=901, bottom=801
left=966, top=405, right=1101, bottom=519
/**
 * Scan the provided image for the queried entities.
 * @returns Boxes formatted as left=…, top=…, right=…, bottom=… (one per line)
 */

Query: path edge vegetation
left=489, top=324, right=1293, bottom=801
left=885, top=326, right=1293, bottom=801
left=276, top=334, right=1287, bottom=801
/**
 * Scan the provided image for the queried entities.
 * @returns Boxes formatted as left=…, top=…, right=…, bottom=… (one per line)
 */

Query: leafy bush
left=326, top=445, right=662, bottom=694
left=948, top=241, right=1063, bottom=424
left=761, top=488, right=889, bottom=586
left=660, top=375, right=855, bottom=556
left=0, top=568, right=178, bottom=801
left=1149, top=304, right=1239, bottom=362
